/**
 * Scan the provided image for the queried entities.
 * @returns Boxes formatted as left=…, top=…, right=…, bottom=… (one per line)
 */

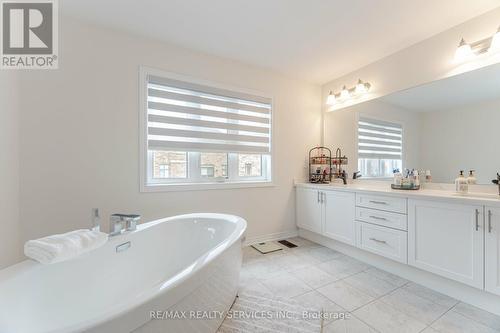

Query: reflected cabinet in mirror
left=324, top=63, right=500, bottom=185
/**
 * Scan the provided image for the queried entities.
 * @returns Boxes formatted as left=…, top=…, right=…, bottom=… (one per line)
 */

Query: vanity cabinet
left=296, top=187, right=322, bottom=233
left=323, top=191, right=356, bottom=245
left=296, top=187, right=355, bottom=243
left=486, top=207, right=500, bottom=296
left=297, top=183, right=500, bottom=300
left=408, top=199, right=484, bottom=289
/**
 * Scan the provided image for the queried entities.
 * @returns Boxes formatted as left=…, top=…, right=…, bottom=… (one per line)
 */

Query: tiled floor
left=230, top=237, right=500, bottom=333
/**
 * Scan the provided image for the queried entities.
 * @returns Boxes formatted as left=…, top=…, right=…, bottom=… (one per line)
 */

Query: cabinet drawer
left=356, top=207, right=407, bottom=231
left=356, top=193, right=407, bottom=214
left=356, top=222, right=408, bottom=264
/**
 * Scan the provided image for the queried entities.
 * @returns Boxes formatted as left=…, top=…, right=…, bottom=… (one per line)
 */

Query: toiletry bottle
left=425, top=170, right=432, bottom=183
left=467, top=170, right=477, bottom=185
left=393, top=170, right=402, bottom=186
left=414, top=170, right=420, bottom=187
left=402, top=174, right=410, bottom=187
left=455, top=170, right=468, bottom=194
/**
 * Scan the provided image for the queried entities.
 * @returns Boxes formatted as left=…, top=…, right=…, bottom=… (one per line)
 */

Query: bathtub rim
left=0, top=213, right=247, bottom=333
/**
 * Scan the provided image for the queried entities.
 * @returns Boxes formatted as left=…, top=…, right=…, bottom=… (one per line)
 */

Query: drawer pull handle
left=369, top=200, right=387, bottom=205
left=475, top=209, right=480, bottom=231
left=488, top=210, right=493, bottom=233
left=369, top=215, right=387, bottom=221
left=369, top=237, right=387, bottom=244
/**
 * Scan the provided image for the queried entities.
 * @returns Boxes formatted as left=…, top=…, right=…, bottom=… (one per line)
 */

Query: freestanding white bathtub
left=0, top=213, right=247, bottom=333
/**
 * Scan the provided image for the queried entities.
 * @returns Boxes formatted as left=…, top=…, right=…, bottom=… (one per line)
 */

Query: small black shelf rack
left=309, top=147, right=332, bottom=183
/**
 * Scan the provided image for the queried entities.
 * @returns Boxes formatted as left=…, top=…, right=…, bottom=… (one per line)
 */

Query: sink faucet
left=109, top=214, right=141, bottom=237
left=340, top=170, right=348, bottom=185
left=353, top=171, right=362, bottom=180
left=493, top=173, right=500, bottom=196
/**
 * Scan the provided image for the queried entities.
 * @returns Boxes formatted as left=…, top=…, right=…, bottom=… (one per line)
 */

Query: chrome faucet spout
left=341, top=170, right=348, bottom=185
left=109, top=213, right=141, bottom=237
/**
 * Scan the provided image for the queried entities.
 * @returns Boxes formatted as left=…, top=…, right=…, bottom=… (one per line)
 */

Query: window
left=140, top=68, right=272, bottom=190
left=358, top=117, right=402, bottom=178
left=159, top=165, right=169, bottom=178
left=152, top=151, right=187, bottom=179
left=200, top=152, right=228, bottom=178
left=239, top=154, right=262, bottom=177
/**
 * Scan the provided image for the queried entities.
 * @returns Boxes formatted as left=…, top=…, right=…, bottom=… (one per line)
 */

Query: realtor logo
left=1, top=0, right=58, bottom=69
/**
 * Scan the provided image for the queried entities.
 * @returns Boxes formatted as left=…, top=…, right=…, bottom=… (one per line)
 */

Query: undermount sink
left=452, top=192, right=500, bottom=200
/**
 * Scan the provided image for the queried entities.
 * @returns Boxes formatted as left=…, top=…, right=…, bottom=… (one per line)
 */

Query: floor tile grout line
left=349, top=312, right=383, bottom=333
left=420, top=304, right=456, bottom=333
left=374, top=281, right=457, bottom=329
left=340, top=270, right=406, bottom=298
left=319, top=299, right=382, bottom=333
left=321, top=279, right=425, bottom=332
left=399, top=282, right=460, bottom=310
left=443, top=305, right=500, bottom=332
left=243, top=241, right=500, bottom=333
left=314, top=265, right=406, bottom=302
left=447, top=301, right=500, bottom=332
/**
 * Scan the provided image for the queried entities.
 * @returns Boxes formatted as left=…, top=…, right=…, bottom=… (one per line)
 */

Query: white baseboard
left=244, top=229, right=299, bottom=246
left=299, top=228, right=500, bottom=316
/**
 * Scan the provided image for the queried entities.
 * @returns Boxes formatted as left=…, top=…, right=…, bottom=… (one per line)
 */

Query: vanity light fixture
left=490, top=26, right=500, bottom=53
left=340, top=85, right=350, bottom=99
left=355, top=79, right=368, bottom=94
left=454, top=38, right=473, bottom=62
left=326, top=91, right=336, bottom=105
left=326, top=79, right=371, bottom=106
left=454, top=25, right=500, bottom=62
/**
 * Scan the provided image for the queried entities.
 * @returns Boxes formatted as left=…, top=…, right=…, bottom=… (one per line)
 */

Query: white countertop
left=295, top=181, right=500, bottom=207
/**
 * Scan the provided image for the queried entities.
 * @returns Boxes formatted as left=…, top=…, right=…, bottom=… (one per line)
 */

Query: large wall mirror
left=324, top=63, right=500, bottom=184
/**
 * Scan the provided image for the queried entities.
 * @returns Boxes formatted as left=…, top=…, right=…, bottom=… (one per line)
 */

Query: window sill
left=141, top=180, right=274, bottom=192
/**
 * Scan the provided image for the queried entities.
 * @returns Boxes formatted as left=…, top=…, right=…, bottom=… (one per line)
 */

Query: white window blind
left=147, top=75, right=272, bottom=154
left=358, top=118, right=402, bottom=160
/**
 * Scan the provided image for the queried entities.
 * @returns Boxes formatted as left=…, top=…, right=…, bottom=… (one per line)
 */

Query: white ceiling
left=61, top=1, right=500, bottom=84
left=382, top=63, right=500, bottom=112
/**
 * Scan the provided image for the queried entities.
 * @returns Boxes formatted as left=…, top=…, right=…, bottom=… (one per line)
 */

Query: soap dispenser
left=467, top=170, right=477, bottom=185
left=455, top=170, right=468, bottom=194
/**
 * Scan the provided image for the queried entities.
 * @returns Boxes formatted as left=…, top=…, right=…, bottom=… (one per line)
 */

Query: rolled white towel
left=24, top=229, right=108, bottom=264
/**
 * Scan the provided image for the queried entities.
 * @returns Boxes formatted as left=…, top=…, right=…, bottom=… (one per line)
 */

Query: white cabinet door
left=408, top=199, right=484, bottom=289
left=486, top=207, right=500, bottom=296
left=296, top=187, right=322, bottom=233
left=324, top=190, right=356, bottom=245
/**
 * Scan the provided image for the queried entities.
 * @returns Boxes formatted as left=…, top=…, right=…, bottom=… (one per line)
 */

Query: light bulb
left=340, top=86, right=350, bottom=99
left=355, top=79, right=367, bottom=94
left=490, top=26, right=500, bottom=53
left=326, top=91, right=336, bottom=105
left=454, top=38, right=473, bottom=62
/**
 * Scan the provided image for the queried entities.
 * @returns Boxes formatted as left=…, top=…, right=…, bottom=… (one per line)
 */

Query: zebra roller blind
left=358, top=118, right=402, bottom=160
left=146, top=75, right=272, bottom=154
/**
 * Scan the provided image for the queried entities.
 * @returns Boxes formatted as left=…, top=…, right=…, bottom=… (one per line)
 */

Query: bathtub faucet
left=109, top=214, right=141, bottom=236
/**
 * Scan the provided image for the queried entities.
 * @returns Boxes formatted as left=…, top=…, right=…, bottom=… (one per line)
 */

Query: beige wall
left=321, top=7, right=500, bottom=115
left=0, top=71, right=20, bottom=268
left=7, top=7, right=500, bottom=266
left=420, top=98, right=500, bottom=184
left=16, top=17, right=321, bottom=251
left=321, top=7, right=500, bottom=178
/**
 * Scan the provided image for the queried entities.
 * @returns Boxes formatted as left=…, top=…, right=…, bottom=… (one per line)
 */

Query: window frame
left=139, top=66, right=274, bottom=192
left=356, top=113, right=404, bottom=180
